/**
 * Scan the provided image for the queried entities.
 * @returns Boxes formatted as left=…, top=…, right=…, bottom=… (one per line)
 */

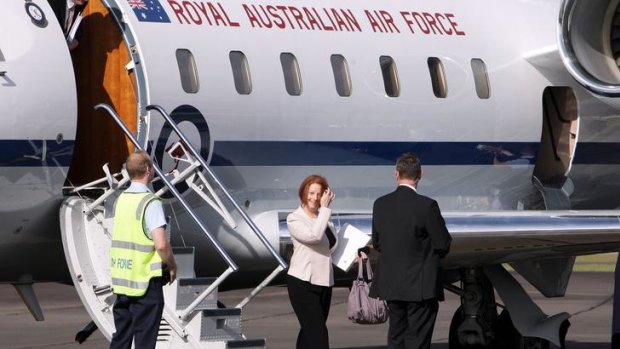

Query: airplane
left=3, top=0, right=620, bottom=347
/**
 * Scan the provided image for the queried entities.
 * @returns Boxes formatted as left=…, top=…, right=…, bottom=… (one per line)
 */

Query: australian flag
left=127, top=0, right=170, bottom=23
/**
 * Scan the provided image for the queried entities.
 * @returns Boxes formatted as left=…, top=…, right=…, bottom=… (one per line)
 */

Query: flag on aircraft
left=128, top=0, right=170, bottom=23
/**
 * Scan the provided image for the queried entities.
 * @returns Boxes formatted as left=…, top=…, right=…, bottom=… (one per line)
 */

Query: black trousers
left=386, top=299, right=439, bottom=349
left=110, top=278, right=164, bottom=349
left=287, top=275, right=332, bottom=349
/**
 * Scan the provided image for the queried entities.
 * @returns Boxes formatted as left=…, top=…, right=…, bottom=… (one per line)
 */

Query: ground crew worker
left=109, top=150, right=177, bottom=349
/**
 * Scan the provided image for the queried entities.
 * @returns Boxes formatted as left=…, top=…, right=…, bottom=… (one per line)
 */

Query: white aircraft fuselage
left=1, top=0, right=620, bottom=301
left=0, top=0, right=618, bottom=278
left=7, top=0, right=620, bottom=347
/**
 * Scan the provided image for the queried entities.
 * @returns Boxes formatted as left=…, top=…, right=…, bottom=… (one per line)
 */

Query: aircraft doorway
left=65, top=0, right=137, bottom=187
left=533, top=87, right=578, bottom=209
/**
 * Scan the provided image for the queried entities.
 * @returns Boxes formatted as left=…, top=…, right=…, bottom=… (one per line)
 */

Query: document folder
left=332, top=223, right=371, bottom=272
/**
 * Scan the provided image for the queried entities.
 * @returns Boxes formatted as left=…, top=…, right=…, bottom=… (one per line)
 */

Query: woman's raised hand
left=320, top=187, right=335, bottom=208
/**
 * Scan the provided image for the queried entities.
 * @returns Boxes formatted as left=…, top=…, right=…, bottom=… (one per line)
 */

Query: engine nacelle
left=559, top=0, right=620, bottom=97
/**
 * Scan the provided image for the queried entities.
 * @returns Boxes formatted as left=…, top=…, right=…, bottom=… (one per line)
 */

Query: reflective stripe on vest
left=110, top=192, right=163, bottom=297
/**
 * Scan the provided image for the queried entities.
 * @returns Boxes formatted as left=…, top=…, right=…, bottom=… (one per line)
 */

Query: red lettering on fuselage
left=364, top=9, right=399, bottom=33
left=167, top=0, right=239, bottom=27
left=243, top=4, right=360, bottom=32
left=399, top=11, right=466, bottom=36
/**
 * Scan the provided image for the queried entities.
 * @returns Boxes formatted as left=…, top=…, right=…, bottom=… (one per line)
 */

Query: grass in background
left=503, top=253, right=618, bottom=272
left=574, top=253, right=618, bottom=272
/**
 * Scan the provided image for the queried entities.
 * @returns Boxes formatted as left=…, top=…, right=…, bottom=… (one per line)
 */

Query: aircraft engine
left=558, top=0, right=620, bottom=98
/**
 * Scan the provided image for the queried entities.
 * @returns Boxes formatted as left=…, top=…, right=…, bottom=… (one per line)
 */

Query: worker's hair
left=125, top=151, right=152, bottom=179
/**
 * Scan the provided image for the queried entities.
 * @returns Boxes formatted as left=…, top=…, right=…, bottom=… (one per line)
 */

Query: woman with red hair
left=286, top=174, right=337, bottom=349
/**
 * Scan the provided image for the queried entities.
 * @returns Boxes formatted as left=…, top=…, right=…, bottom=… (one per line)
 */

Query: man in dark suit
left=370, top=152, right=452, bottom=349
left=47, top=0, right=87, bottom=50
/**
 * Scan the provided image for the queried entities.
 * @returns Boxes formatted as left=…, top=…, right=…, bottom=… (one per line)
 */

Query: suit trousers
left=287, top=275, right=332, bottom=349
left=110, top=278, right=164, bottom=349
left=386, top=299, right=439, bottom=349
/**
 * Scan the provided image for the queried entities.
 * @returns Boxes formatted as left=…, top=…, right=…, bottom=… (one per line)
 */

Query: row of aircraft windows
left=176, top=49, right=491, bottom=99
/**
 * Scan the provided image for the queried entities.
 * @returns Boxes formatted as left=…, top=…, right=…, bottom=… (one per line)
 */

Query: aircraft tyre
left=492, top=309, right=550, bottom=349
left=449, top=307, right=551, bottom=349
left=449, top=306, right=491, bottom=349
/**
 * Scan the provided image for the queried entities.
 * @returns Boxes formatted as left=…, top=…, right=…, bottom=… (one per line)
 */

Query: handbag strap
left=364, top=258, right=373, bottom=280
left=357, top=252, right=373, bottom=281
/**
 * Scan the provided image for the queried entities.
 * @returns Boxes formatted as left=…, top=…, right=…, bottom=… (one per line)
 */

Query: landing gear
left=448, top=268, right=557, bottom=349
left=493, top=310, right=551, bottom=349
left=449, top=268, right=497, bottom=349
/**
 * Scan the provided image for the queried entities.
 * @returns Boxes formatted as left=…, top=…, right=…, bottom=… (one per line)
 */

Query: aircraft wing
left=280, top=210, right=620, bottom=269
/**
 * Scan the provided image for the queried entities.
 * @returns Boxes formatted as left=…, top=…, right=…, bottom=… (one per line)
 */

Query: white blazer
left=286, top=206, right=337, bottom=287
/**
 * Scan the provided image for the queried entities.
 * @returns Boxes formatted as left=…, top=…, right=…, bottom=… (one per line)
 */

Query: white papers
left=66, top=12, right=83, bottom=42
left=332, top=223, right=371, bottom=272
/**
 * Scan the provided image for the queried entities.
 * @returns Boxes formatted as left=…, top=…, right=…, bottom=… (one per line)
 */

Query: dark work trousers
left=110, top=278, right=164, bottom=349
left=386, top=299, right=439, bottom=349
left=287, top=275, right=332, bottom=349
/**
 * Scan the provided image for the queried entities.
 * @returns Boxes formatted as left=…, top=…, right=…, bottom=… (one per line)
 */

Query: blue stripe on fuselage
left=0, top=140, right=74, bottom=167
left=209, top=141, right=537, bottom=166
left=1, top=140, right=618, bottom=167
left=572, top=142, right=620, bottom=165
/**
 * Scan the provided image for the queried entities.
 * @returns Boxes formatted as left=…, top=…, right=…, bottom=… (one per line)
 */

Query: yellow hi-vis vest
left=110, top=192, right=163, bottom=297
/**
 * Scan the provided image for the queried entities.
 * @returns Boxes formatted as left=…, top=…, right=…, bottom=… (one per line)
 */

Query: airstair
left=59, top=104, right=288, bottom=348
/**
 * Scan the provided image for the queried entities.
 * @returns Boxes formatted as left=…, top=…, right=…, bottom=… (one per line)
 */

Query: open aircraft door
left=0, top=1, right=79, bottom=302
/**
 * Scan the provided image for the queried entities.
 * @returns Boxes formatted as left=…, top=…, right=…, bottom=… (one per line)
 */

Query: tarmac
left=0, top=271, right=615, bottom=349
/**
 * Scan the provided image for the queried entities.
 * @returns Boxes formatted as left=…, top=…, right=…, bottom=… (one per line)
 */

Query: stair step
left=201, top=308, right=243, bottom=341
left=227, top=338, right=266, bottom=349
left=176, top=277, right=218, bottom=310
left=172, top=246, right=196, bottom=279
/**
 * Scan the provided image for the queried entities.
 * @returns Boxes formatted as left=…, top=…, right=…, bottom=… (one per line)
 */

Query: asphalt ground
left=0, top=270, right=615, bottom=349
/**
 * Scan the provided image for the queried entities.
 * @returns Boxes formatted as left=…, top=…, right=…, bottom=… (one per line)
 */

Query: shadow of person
left=66, top=4, right=135, bottom=187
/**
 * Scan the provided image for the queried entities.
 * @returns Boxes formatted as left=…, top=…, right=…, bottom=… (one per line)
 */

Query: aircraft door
left=0, top=1, right=79, bottom=282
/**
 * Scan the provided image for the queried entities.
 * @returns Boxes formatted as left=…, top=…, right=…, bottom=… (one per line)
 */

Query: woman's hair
left=298, top=174, right=329, bottom=205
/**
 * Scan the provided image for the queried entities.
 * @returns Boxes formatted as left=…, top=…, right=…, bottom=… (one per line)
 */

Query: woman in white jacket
left=287, top=174, right=337, bottom=349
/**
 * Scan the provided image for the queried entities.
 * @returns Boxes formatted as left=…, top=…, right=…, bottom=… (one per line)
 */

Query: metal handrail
left=95, top=103, right=239, bottom=274
left=146, top=104, right=288, bottom=269
left=147, top=104, right=288, bottom=308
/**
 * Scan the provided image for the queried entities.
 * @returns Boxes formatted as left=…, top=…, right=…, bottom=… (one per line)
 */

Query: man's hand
left=168, top=265, right=177, bottom=284
left=67, top=39, right=79, bottom=51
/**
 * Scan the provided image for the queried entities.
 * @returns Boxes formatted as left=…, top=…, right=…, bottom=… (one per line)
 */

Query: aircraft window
left=428, top=57, right=447, bottom=98
left=230, top=51, right=252, bottom=95
left=471, top=58, right=490, bottom=99
left=280, top=53, right=302, bottom=96
left=175, top=49, right=199, bottom=94
left=330, top=54, right=352, bottom=97
left=379, top=56, right=400, bottom=97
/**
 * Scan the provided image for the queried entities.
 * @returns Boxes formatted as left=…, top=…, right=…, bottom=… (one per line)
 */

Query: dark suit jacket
left=369, top=185, right=452, bottom=302
left=47, top=0, right=87, bottom=34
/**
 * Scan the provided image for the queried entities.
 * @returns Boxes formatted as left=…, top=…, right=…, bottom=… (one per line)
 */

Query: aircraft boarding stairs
left=59, top=104, right=288, bottom=348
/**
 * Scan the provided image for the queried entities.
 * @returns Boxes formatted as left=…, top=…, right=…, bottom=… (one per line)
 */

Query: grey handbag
left=347, top=254, right=388, bottom=324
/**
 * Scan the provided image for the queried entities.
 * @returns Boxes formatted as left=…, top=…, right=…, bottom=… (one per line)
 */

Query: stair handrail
left=147, top=104, right=288, bottom=308
left=95, top=102, right=239, bottom=273
left=146, top=104, right=288, bottom=269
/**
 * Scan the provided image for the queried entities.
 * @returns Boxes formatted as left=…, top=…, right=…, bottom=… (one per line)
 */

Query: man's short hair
left=396, top=153, right=421, bottom=180
left=126, top=151, right=151, bottom=179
